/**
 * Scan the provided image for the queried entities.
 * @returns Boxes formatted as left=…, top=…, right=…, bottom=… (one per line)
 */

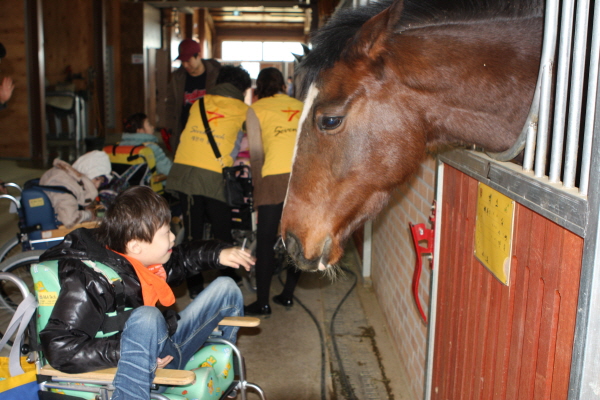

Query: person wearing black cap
left=165, top=39, right=221, bottom=153
left=0, top=43, right=14, bottom=111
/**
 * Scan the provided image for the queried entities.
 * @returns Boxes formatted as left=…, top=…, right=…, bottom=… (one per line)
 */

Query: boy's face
left=130, top=224, right=175, bottom=267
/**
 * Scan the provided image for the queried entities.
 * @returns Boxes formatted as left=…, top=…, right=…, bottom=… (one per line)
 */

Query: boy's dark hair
left=255, top=67, right=285, bottom=99
left=95, top=186, right=171, bottom=253
left=123, top=113, right=147, bottom=133
left=216, top=65, right=251, bottom=94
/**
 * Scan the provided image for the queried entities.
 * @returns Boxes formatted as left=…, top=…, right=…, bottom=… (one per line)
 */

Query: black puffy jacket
left=38, top=228, right=230, bottom=373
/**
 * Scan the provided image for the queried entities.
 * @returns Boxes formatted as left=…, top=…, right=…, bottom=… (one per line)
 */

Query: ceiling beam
left=145, top=1, right=308, bottom=9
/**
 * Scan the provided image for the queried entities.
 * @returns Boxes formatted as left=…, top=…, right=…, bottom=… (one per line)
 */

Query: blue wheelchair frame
left=0, top=179, right=73, bottom=261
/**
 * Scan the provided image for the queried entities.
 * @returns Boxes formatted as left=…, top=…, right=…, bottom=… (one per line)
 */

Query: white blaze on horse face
left=284, top=83, right=319, bottom=205
left=294, top=83, right=318, bottom=161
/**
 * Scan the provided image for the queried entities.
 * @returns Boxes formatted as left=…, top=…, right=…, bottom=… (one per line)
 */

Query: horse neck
left=393, top=18, right=541, bottom=153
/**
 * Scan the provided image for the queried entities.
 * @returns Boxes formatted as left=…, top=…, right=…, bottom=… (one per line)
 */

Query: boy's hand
left=157, top=355, right=173, bottom=369
left=219, top=247, right=255, bottom=271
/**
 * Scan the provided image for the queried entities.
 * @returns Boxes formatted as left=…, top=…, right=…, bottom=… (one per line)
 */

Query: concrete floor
left=0, top=158, right=412, bottom=399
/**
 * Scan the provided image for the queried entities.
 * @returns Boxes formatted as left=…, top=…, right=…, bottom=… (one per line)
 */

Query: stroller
left=100, top=144, right=167, bottom=207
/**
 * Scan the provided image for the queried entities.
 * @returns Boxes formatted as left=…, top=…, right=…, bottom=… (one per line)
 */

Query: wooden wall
left=0, top=0, right=31, bottom=159
left=0, top=0, right=121, bottom=160
left=43, top=0, right=94, bottom=92
left=120, top=3, right=146, bottom=123
left=432, top=165, right=582, bottom=399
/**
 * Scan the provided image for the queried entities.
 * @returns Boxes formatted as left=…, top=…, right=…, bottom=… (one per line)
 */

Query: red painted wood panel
left=431, top=166, right=583, bottom=400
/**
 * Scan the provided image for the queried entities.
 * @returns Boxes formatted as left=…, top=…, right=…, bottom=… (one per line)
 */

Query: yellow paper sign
left=28, top=197, right=45, bottom=208
left=474, top=183, right=514, bottom=285
left=37, top=291, right=58, bottom=306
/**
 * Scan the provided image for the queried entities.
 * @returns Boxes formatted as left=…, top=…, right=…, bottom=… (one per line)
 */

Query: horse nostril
left=284, top=232, right=319, bottom=271
left=284, top=233, right=301, bottom=259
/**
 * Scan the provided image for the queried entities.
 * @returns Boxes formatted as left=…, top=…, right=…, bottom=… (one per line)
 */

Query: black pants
left=178, top=192, right=238, bottom=293
left=255, top=203, right=301, bottom=305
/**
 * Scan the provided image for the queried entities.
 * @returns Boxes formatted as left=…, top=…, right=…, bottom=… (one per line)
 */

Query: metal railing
left=524, top=0, right=598, bottom=195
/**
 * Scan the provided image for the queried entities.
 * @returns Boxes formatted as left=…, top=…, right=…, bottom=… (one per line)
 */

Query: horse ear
left=351, top=0, right=405, bottom=57
left=292, top=43, right=311, bottom=63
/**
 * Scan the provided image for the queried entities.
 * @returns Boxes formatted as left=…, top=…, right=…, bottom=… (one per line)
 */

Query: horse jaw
left=282, top=177, right=392, bottom=271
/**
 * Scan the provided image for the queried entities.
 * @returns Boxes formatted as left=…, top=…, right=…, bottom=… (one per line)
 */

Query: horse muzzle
left=284, top=232, right=332, bottom=271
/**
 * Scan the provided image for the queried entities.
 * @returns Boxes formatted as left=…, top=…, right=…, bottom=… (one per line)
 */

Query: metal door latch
left=409, top=201, right=436, bottom=323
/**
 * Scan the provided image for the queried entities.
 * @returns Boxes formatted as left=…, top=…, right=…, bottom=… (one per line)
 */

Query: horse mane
left=297, top=0, right=543, bottom=98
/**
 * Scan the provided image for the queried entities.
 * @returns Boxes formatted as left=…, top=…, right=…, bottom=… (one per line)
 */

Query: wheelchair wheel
left=0, top=250, right=44, bottom=347
left=0, top=235, right=22, bottom=262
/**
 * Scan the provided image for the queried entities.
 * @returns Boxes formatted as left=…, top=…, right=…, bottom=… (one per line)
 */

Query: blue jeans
left=111, top=277, right=243, bottom=400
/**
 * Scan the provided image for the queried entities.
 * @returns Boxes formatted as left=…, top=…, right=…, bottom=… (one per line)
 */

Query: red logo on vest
left=207, top=110, right=225, bottom=124
left=281, top=108, right=300, bottom=122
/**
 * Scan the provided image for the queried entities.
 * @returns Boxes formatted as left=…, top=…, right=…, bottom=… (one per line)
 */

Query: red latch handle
left=409, top=202, right=436, bottom=324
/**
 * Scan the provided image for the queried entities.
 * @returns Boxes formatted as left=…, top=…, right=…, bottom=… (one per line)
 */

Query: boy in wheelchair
left=38, top=185, right=255, bottom=399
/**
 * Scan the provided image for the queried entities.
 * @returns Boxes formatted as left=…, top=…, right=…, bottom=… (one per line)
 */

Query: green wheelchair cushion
left=164, top=345, right=235, bottom=399
left=184, top=344, right=234, bottom=381
left=31, top=260, right=61, bottom=336
left=31, top=260, right=130, bottom=338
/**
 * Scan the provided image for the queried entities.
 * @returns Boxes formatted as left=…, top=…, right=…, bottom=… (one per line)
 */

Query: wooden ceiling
left=144, top=1, right=312, bottom=37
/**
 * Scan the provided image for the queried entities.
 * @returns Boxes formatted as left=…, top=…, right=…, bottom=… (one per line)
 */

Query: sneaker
left=244, top=302, right=272, bottom=315
left=272, top=294, right=293, bottom=307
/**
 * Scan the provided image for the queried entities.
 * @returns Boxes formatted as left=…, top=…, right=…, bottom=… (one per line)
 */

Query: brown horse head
left=282, top=0, right=542, bottom=271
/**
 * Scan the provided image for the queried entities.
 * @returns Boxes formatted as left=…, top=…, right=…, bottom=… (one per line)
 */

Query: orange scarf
left=113, top=250, right=176, bottom=307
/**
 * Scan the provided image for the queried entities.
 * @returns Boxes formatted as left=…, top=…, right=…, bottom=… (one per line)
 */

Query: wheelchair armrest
left=42, top=220, right=100, bottom=238
left=219, top=316, right=260, bottom=327
left=39, top=364, right=196, bottom=386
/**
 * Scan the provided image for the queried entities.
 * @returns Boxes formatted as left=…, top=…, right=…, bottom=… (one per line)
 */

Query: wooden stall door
left=432, top=165, right=582, bottom=400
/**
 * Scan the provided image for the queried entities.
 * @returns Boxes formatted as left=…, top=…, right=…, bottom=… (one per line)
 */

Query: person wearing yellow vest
left=167, top=65, right=251, bottom=298
left=244, top=67, right=304, bottom=316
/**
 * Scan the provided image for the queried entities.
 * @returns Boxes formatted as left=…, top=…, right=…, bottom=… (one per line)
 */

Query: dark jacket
left=165, top=60, right=221, bottom=152
left=39, top=228, right=229, bottom=373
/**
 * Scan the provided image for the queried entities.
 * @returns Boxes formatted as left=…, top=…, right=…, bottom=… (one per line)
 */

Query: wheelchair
left=102, top=144, right=167, bottom=196
left=0, top=180, right=100, bottom=335
left=0, top=179, right=91, bottom=262
left=0, top=265, right=267, bottom=400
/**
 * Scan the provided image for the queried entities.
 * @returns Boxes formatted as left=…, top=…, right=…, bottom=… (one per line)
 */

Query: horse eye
left=318, top=116, right=344, bottom=131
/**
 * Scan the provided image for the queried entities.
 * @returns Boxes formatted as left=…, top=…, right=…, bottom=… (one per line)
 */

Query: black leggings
left=255, top=203, right=301, bottom=305
left=178, top=192, right=237, bottom=291
left=178, top=193, right=232, bottom=243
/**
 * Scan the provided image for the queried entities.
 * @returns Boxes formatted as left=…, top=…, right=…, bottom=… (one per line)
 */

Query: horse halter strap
left=198, top=97, right=225, bottom=168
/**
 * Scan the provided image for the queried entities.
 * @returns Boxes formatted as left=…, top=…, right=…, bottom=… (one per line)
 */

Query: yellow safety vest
left=251, top=94, right=303, bottom=177
left=174, top=95, right=248, bottom=173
